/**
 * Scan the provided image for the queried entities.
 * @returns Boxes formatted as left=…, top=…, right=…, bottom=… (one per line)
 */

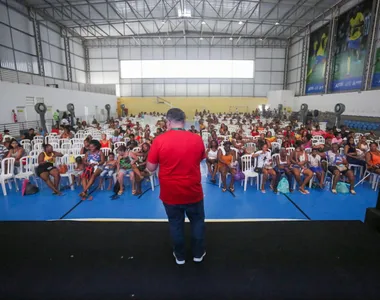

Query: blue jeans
left=163, top=200, right=205, bottom=260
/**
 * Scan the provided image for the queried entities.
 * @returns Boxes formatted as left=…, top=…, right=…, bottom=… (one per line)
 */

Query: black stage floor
left=1, top=221, right=380, bottom=300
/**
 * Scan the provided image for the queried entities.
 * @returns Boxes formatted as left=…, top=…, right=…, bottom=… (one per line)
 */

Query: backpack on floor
left=110, top=181, right=120, bottom=200
left=21, top=179, right=39, bottom=196
left=233, top=165, right=245, bottom=181
left=336, top=182, right=349, bottom=194
left=277, top=177, right=290, bottom=194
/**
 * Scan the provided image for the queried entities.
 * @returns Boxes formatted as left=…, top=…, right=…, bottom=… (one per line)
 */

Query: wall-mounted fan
left=334, top=103, right=345, bottom=127
left=105, top=104, right=111, bottom=122
left=300, top=103, right=308, bottom=125
left=120, top=104, right=126, bottom=117
left=35, top=102, right=48, bottom=133
left=67, top=103, right=75, bottom=127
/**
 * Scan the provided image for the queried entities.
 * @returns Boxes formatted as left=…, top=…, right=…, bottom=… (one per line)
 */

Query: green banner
left=331, top=0, right=373, bottom=92
left=372, top=47, right=380, bottom=88
left=305, top=23, right=330, bottom=94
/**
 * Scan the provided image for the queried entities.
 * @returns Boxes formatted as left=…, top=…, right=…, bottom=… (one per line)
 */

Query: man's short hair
left=166, top=108, right=186, bottom=123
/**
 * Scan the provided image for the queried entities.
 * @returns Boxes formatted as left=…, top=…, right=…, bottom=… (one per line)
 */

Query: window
left=120, top=60, right=254, bottom=79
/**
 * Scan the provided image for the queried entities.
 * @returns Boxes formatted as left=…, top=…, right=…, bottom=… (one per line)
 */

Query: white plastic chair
left=101, top=147, right=112, bottom=156
left=0, top=158, right=16, bottom=196
left=15, top=156, right=37, bottom=187
left=59, top=138, right=70, bottom=146
left=132, top=147, right=141, bottom=153
left=114, top=142, right=126, bottom=150
left=33, top=143, right=43, bottom=151
left=286, top=147, right=295, bottom=156
left=241, top=154, right=259, bottom=191
left=33, top=136, right=44, bottom=145
left=61, top=142, right=72, bottom=150
left=68, top=148, right=81, bottom=156
left=72, top=143, right=83, bottom=149
left=50, top=142, right=60, bottom=150
left=271, top=142, right=281, bottom=152
left=20, top=140, right=32, bottom=154
left=56, top=155, right=75, bottom=190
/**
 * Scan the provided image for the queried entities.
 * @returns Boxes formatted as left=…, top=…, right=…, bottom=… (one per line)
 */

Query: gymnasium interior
left=1, top=0, right=380, bottom=298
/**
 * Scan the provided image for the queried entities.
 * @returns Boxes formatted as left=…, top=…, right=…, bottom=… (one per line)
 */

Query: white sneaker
left=173, top=252, right=185, bottom=265
left=193, top=252, right=206, bottom=263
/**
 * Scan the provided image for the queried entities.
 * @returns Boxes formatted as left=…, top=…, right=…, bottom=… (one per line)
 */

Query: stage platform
left=1, top=220, right=380, bottom=299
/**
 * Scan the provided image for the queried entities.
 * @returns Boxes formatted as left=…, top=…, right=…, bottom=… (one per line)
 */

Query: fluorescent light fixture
left=275, top=22, right=279, bottom=25
left=200, top=37, right=204, bottom=40
left=229, top=37, right=233, bottom=40
left=167, top=37, right=171, bottom=40
left=259, top=38, right=263, bottom=41
left=201, top=21, right=206, bottom=25
left=178, top=8, right=192, bottom=17
left=120, top=60, right=255, bottom=79
left=161, top=20, right=166, bottom=24
left=238, top=21, right=243, bottom=25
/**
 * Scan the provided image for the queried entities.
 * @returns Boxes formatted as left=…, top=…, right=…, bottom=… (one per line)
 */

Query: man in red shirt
left=147, top=108, right=206, bottom=265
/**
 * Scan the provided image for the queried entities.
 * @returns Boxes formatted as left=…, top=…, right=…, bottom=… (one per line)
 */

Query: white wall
left=0, top=0, right=87, bottom=85
left=267, top=90, right=295, bottom=109
left=88, top=46, right=286, bottom=97
left=281, top=89, right=380, bottom=117
left=0, top=81, right=117, bottom=123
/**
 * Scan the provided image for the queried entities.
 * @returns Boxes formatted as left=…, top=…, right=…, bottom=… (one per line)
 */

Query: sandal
left=222, top=187, right=227, bottom=192
left=350, top=189, right=356, bottom=195
left=299, top=189, right=307, bottom=195
left=261, top=189, right=266, bottom=194
left=229, top=187, right=235, bottom=193
left=332, top=189, right=337, bottom=194
left=118, top=190, right=124, bottom=196
left=132, top=190, right=136, bottom=195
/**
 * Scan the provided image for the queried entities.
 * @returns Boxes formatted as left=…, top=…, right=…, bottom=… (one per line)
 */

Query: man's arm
left=147, top=139, right=159, bottom=172
left=147, top=161, right=158, bottom=172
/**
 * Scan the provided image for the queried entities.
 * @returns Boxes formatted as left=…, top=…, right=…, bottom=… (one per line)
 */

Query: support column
left=299, top=27, right=310, bottom=96
left=62, top=29, right=72, bottom=82
left=364, top=0, right=380, bottom=90
left=283, top=41, right=290, bottom=90
left=29, top=8, right=44, bottom=77
left=324, top=7, right=339, bottom=94
left=84, top=45, right=91, bottom=84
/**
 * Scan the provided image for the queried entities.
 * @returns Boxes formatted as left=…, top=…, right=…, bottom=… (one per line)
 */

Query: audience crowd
left=1, top=108, right=380, bottom=198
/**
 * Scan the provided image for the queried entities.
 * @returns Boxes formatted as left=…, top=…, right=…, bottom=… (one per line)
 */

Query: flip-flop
left=299, top=189, right=307, bottom=195
left=222, top=188, right=227, bottom=192
left=118, top=190, right=124, bottom=196
left=261, top=189, right=266, bottom=194
left=229, top=187, right=235, bottom=193
left=332, top=189, right=337, bottom=194
left=350, top=189, right=356, bottom=195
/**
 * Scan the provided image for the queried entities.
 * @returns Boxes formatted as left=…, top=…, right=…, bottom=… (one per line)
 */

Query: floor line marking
left=59, top=200, right=84, bottom=220
left=283, top=194, right=311, bottom=220
left=138, top=187, right=152, bottom=199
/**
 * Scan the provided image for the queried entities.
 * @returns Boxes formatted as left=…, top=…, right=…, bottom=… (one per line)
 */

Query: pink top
left=332, top=137, right=343, bottom=145
left=312, top=130, right=325, bottom=136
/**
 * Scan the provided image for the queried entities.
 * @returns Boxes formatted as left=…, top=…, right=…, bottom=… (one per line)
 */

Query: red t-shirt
left=147, top=130, right=206, bottom=205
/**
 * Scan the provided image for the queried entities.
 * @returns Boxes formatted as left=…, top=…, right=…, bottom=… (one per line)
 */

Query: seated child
left=71, top=156, right=85, bottom=187
left=308, top=148, right=325, bottom=188
left=99, top=153, right=117, bottom=190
